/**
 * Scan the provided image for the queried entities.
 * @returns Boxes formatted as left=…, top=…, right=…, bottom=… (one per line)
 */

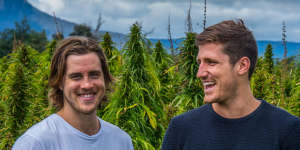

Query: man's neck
left=212, top=84, right=261, bottom=119
left=57, top=109, right=100, bottom=136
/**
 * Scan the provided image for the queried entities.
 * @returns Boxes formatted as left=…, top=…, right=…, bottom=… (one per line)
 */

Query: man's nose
left=81, top=78, right=93, bottom=89
left=196, top=63, right=208, bottom=78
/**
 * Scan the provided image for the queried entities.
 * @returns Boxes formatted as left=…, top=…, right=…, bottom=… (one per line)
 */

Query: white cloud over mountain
left=28, top=0, right=300, bottom=42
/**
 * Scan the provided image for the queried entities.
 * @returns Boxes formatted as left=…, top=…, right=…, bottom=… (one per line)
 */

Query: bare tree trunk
left=95, top=12, right=105, bottom=33
left=186, top=0, right=193, bottom=33
left=53, top=12, right=63, bottom=40
left=282, top=21, right=288, bottom=59
left=280, top=21, right=288, bottom=106
left=168, top=15, right=174, bottom=56
left=203, top=0, right=207, bottom=30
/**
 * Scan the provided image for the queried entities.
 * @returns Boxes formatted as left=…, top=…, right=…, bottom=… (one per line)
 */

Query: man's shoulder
left=262, top=100, right=300, bottom=149
left=92, top=119, right=134, bottom=150
left=21, top=114, right=58, bottom=138
left=263, top=100, right=300, bottom=123
left=13, top=114, right=58, bottom=150
left=261, top=100, right=300, bottom=136
left=100, top=118, right=132, bottom=140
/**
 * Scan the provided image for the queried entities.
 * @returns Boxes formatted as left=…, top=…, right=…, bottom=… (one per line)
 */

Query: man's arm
left=161, top=118, right=179, bottom=150
left=126, top=135, right=134, bottom=150
left=281, top=119, right=300, bottom=150
left=12, top=134, right=45, bottom=150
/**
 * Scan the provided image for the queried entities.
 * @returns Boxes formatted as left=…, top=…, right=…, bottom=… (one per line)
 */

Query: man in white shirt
left=13, top=36, right=134, bottom=150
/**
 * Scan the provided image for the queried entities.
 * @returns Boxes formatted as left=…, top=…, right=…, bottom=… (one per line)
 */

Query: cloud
left=27, top=0, right=300, bottom=42
left=30, top=0, right=64, bottom=13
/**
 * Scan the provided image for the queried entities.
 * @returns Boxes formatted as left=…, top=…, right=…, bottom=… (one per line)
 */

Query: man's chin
left=203, top=96, right=216, bottom=104
left=79, top=107, right=97, bottom=115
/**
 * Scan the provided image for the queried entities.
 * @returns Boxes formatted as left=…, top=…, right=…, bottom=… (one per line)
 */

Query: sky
left=27, top=0, right=300, bottom=42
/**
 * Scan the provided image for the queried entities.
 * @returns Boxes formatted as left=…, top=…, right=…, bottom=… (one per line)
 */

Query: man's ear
left=59, top=83, right=63, bottom=91
left=59, top=77, right=65, bottom=91
left=236, top=57, right=250, bottom=76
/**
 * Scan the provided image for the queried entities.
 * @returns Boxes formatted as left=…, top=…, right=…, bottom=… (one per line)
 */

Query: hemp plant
left=0, top=45, right=39, bottom=150
left=172, top=32, right=204, bottom=114
left=22, top=40, right=57, bottom=131
left=102, top=23, right=165, bottom=150
left=100, top=32, right=122, bottom=76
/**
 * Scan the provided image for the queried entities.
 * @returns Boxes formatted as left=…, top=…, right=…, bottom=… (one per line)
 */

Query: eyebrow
left=89, top=70, right=102, bottom=75
left=197, top=57, right=219, bottom=64
left=204, top=58, right=218, bottom=62
left=68, top=70, right=102, bottom=76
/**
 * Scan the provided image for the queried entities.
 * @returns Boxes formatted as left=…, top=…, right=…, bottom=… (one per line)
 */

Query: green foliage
left=0, top=45, right=39, bottom=149
left=0, top=56, right=9, bottom=90
left=0, top=18, right=48, bottom=57
left=69, top=24, right=93, bottom=38
left=0, top=28, right=14, bottom=57
left=264, top=44, right=274, bottom=73
left=22, top=41, right=56, bottom=132
left=152, top=41, right=173, bottom=100
left=101, top=32, right=115, bottom=59
left=172, top=32, right=204, bottom=114
left=252, top=57, right=270, bottom=99
left=102, top=23, right=165, bottom=150
left=29, top=30, right=48, bottom=52
left=100, top=32, right=122, bottom=76
left=285, top=65, right=300, bottom=116
left=251, top=44, right=299, bottom=117
left=152, top=41, right=182, bottom=123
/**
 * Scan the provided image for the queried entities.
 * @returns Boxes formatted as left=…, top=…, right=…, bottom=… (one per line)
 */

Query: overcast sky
left=27, top=0, right=300, bottom=42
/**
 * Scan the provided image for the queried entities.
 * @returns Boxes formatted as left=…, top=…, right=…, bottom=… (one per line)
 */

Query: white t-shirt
left=12, top=114, right=134, bottom=150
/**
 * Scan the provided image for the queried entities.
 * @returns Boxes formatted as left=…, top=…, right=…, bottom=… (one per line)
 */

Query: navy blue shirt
left=162, top=100, right=300, bottom=150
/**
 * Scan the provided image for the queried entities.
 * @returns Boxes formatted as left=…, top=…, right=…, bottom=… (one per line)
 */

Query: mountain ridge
left=0, top=0, right=299, bottom=58
left=0, top=0, right=76, bottom=36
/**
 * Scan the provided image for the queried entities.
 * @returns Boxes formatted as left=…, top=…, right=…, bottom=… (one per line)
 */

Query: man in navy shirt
left=161, top=19, right=300, bottom=150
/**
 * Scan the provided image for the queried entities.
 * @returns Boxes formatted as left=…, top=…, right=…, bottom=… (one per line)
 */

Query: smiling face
left=61, top=52, right=105, bottom=115
left=197, top=43, right=239, bottom=104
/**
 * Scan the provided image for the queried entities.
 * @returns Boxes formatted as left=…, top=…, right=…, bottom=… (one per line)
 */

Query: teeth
left=82, top=94, right=93, bottom=98
left=203, top=82, right=215, bottom=86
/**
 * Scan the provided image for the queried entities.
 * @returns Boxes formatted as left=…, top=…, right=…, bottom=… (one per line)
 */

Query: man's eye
left=90, top=74, right=100, bottom=79
left=72, top=77, right=81, bottom=80
left=69, top=75, right=82, bottom=80
left=208, top=61, right=217, bottom=65
left=89, top=72, right=101, bottom=79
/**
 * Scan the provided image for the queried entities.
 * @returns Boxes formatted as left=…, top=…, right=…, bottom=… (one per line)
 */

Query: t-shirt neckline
left=52, top=114, right=104, bottom=140
left=208, top=99, right=266, bottom=123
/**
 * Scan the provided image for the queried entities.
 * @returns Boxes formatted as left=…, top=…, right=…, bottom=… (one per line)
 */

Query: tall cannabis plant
left=251, top=57, right=272, bottom=100
left=152, top=41, right=172, bottom=91
left=264, top=44, right=274, bottom=74
left=22, top=40, right=57, bottom=131
left=0, top=56, right=8, bottom=93
left=172, top=32, right=204, bottom=114
left=152, top=41, right=180, bottom=123
left=0, top=56, right=9, bottom=138
left=100, top=32, right=122, bottom=76
left=102, top=23, right=164, bottom=150
left=285, top=59, right=300, bottom=116
left=0, top=45, right=39, bottom=149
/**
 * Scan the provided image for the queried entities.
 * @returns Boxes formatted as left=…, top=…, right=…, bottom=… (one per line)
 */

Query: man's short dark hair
left=49, top=36, right=112, bottom=110
left=196, top=19, right=258, bottom=79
